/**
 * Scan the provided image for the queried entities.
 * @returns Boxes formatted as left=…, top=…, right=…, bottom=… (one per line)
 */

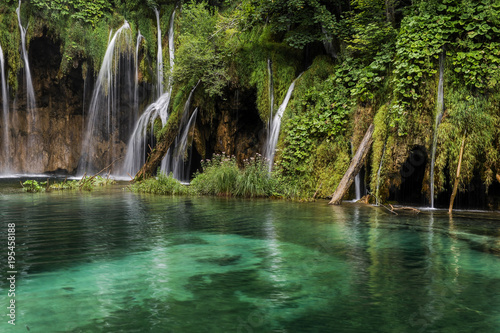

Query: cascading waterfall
left=16, top=0, right=35, bottom=115
left=0, top=43, right=9, bottom=173
left=351, top=142, right=361, bottom=201
left=154, top=8, right=163, bottom=99
left=78, top=21, right=135, bottom=175
left=264, top=74, right=302, bottom=172
left=160, top=82, right=199, bottom=179
left=429, top=52, right=445, bottom=208
left=163, top=108, right=198, bottom=182
left=121, top=10, right=177, bottom=177
left=121, top=92, right=172, bottom=176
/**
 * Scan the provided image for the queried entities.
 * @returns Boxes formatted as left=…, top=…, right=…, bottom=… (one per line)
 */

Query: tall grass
left=132, top=153, right=301, bottom=199
left=130, top=172, right=190, bottom=195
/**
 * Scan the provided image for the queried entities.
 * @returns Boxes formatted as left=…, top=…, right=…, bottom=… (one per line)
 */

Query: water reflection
left=0, top=187, right=499, bottom=332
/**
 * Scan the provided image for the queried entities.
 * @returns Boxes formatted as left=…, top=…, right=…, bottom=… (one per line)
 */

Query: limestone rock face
left=196, top=88, right=264, bottom=167
left=1, top=28, right=265, bottom=177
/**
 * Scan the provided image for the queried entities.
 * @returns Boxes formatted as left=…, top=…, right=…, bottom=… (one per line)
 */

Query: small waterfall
left=78, top=21, right=134, bottom=175
left=121, top=11, right=176, bottom=177
left=134, top=31, right=144, bottom=114
left=264, top=74, right=302, bottom=172
left=160, top=82, right=199, bottom=180
left=16, top=0, right=36, bottom=115
left=154, top=8, right=163, bottom=99
left=351, top=142, right=361, bottom=201
left=165, top=108, right=198, bottom=182
left=267, top=59, right=274, bottom=117
left=430, top=52, right=445, bottom=208
left=375, top=142, right=387, bottom=206
left=121, top=91, right=172, bottom=176
left=0, top=43, right=10, bottom=173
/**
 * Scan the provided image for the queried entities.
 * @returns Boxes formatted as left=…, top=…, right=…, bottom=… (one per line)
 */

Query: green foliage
left=21, top=176, right=115, bottom=192
left=29, top=0, right=111, bottom=27
left=22, top=180, right=46, bottom=193
left=281, top=59, right=350, bottom=178
left=130, top=172, right=190, bottom=195
left=248, top=0, right=337, bottom=49
left=174, top=1, right=229, bottom=97
left=190, top=153, right=240, bottom=196
left=435, top=86, right=499, bottom=192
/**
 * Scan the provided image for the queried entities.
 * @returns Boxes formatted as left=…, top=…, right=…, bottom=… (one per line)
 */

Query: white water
left=264, top=74, right=302, bottom=172
left=78, top=22, right=134, bottom=175
left=0, top=43, right=9, bottom=173
left=162, top=108, right=198, bottom=182
left=121, top=91, right=172, bottom=176
left=160, top=83, right=199, bottom=180
left=135, top=31, right=143, bottom=115
left=121, top=11, right=176, bottom=177
left=16, top=0, right=35, bottom=115
left=155, top=8, right=163, bottom=99
left=430, top=53, right=445, bottom=208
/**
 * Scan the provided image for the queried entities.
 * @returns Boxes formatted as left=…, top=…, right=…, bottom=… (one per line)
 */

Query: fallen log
left=329, top=124, right=374, bottom=205
left=134, top=83, right=199, bottom=181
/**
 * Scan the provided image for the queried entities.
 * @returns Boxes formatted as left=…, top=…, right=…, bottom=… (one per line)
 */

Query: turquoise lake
left=0, top=180, right=499, bottom=332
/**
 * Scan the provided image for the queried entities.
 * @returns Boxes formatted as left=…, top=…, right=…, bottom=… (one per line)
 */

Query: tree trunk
left=449, top=132, right=466, bottom=214
left=329, top=124, right=374, bottom=205
left=134, top=83, right=199, bottom=181
left=134, top=112, right=182, bottom=181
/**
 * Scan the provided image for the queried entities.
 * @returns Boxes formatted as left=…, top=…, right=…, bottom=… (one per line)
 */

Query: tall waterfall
left=16, top=0, right=36, bottom=115
left=0, top=43, right=9, bottom=173
left=154, top=8, right=163, bottom=99
left=78, top=21, right=134, bottom=175
left=160, top=82, right=199, bottom=180
left=121, top=11, right=177, bottom=177
left=429, top=53, right=445, bottom=208
left=264, top=74, right=302, bottom=172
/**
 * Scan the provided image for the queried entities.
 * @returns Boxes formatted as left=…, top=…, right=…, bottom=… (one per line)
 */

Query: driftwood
left=380, top=203, right=421, bottom=215
left=329, top=124, right=374, bottom=205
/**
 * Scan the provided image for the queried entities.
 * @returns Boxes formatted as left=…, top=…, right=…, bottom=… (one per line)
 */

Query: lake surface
left=0, top=179, right=499, bottom=332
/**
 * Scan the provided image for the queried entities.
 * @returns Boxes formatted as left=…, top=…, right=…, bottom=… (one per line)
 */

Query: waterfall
left=121, top=91, right=172, bottom=176
left=0, top=43, right=9, bottom=173
left=375, top=142, right=386, bottom=206
left=16, top=0, right=36, bottom=115
left=267, top=59, right=274, bottom=118
left=264, top=74, right=302, bottom=172
left=121, top=11, right=176, bottom=177
left=160, top=82, right=199, bottom=180
left=164, top=108, right=198, bottom=182
left=430, top=52, right=445, bottom=208
left=78, top=21, right=134, bottom=175
left=351, top=142, right=361, bottom=201
left=135, top=31, right=143, bottom=115
left=154, top=8, right=163, bottom=99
